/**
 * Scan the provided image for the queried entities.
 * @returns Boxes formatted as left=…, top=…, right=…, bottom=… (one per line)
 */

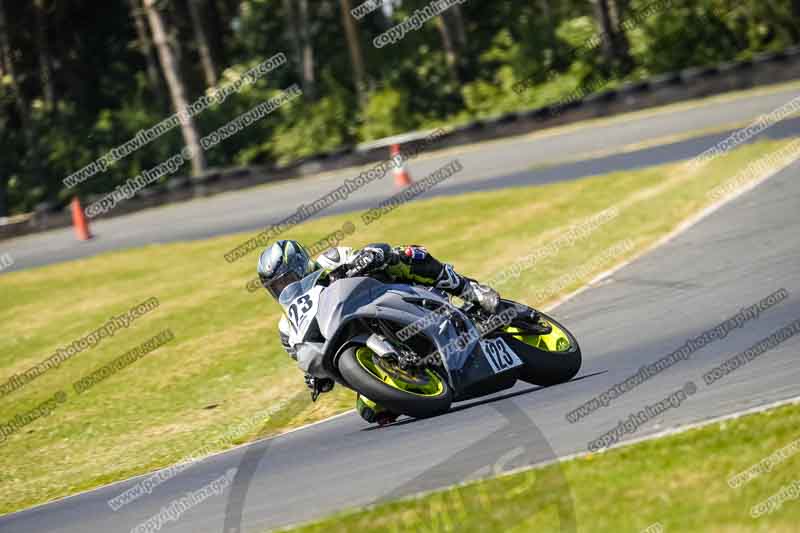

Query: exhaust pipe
left=366, top=334, right=397, bottom=359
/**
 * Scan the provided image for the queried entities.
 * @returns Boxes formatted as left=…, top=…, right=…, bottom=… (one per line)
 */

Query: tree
left=298, top=0, right=316, bottom=99
left=338, top=0, right=367, bottom=103
left=187, top=0, right=218, bottom=87
left=590, top=0, right=633, bottom=73
left=538, top=0, right=558, bottom=51
left=34, top=0, right=55, bottom=108
left=282, top=0, right=303, bottom=85
left=436, top=5, right=471, bottom=84
left=143, top=0, right=206, bottom=176
left=435, top=15, right=461, bottom=83
left=284, top=0, right=317, bottom=98
left=128, top=0, right=163, bottom=98
left=449, top=3, right=468, bottom=50
left=0, top=0, right=796, bottom=217
left=0, top=0, right=32, bottom=216
left=0, top=0, right=28, bottom=129
left=792, top=0, right=800, bottom=41
left=205, top=0, right=228, bottom=72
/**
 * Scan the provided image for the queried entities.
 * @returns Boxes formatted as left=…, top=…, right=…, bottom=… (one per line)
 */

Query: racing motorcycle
left=280, top=266, right=582, bottom=420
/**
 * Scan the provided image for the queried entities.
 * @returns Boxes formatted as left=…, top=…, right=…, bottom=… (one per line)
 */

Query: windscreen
left=279, top=269, right=324, bottom=308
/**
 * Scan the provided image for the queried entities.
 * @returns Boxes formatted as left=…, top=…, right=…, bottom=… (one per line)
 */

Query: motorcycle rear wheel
left=338, top=346, right=453, bottom=419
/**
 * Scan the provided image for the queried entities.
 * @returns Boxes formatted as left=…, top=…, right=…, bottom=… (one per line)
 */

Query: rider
left=257, top=239, right=501, bottom=424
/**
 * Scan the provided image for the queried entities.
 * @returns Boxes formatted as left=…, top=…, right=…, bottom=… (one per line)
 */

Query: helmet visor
left=264, top=271, right=302, bottom=299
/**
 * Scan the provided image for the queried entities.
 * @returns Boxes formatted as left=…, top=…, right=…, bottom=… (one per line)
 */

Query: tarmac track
left=1, top=89, right=800, bottom=533
left=2, top=84, right=800, bottom=272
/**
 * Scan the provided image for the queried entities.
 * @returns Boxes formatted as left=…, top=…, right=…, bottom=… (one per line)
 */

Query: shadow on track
left=367, top=369, right=608, bottom=430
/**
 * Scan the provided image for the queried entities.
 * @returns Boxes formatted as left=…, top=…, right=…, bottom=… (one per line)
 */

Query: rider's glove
left=346, top=246, right=387, bottom=277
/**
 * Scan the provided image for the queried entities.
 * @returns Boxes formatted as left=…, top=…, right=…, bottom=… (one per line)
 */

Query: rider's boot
left=435, top=263, right=552, bottom=334
left=356, top=394, right=399, bottom=426
left=434, top=264, right=500, bottom=314
left=456, top=277, right=501, bottom=314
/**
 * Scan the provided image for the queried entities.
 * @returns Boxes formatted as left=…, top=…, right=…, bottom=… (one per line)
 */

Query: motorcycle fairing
left=278, top=271, right=528, bottom=396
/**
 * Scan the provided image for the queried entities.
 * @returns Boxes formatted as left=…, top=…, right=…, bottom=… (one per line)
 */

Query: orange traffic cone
left=70, top=197, right=93, bottom=241
left=391, top=144, right=413, bottom=188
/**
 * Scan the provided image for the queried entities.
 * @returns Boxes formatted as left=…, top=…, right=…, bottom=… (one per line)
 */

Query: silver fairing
left=281, top=272, right=481, bottom=385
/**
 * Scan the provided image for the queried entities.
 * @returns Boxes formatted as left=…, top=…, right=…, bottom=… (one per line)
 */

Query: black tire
left=338, top=346, right=453, bottom=419
left=514, top=311, right=582, bottom=387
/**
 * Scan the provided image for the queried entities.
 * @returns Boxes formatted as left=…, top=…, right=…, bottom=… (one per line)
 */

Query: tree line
left=1, top=0, right=798, bottom=216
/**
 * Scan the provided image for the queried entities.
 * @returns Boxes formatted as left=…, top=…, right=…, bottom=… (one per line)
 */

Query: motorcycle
left=279, top=266, right=582, bottom=420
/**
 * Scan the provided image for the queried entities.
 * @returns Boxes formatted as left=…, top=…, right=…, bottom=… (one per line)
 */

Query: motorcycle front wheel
left=503, top=307, right=582, bottom=386
left=338, top=346, right=453, bottom=419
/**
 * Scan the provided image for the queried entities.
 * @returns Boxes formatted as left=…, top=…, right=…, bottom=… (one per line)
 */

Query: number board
left=286, top=286, right=323, bottom=346
left=480, top=337, right=524, bottom=374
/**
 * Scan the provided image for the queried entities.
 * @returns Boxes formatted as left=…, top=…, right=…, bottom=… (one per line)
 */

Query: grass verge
left=287, top=402, right=800, bottom=533
left=0, top=138, right=792, bottom=515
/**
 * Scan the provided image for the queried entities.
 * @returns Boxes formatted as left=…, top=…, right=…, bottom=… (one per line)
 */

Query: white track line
left=0, top=410, right=356, bottom=518
left=8, top=140, right=796, bottom=519
left=545, top=149, right=798, bottom=311
left=278, top=394, right=800, bottom=532
left=276, top=146, right=800, bottom=530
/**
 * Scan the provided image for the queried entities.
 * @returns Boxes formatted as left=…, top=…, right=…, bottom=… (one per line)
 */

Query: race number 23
left=287, top=295, right=313, bottom=332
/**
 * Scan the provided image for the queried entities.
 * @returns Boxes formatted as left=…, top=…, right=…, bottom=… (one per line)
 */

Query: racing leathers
left=278, top=243, right=500, bottom=423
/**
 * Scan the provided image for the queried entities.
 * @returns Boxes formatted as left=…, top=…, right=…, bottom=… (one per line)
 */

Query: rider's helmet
left=257, top=240, right=316, bottom=300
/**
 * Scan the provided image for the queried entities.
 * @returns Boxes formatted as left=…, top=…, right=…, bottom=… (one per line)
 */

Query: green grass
left=0, top=138, right=791, bottom=515
left=288, top=402, right=800, bottom=533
